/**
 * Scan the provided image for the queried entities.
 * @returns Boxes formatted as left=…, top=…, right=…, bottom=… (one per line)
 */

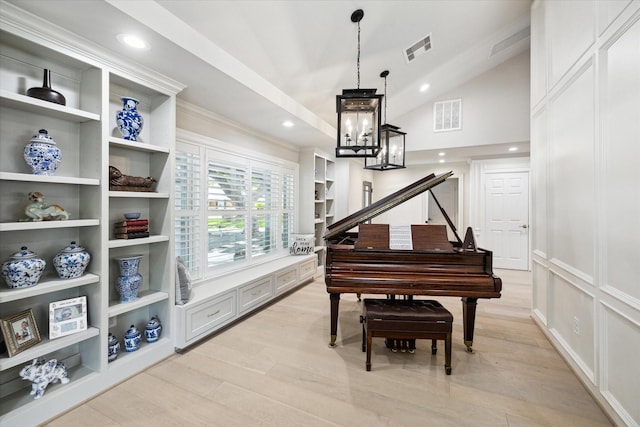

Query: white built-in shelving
left=299, top=150, right=335, bottom=267
left=0, top=4, right=184, bottom=426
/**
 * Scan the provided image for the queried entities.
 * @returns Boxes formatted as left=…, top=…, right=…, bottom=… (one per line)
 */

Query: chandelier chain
left=357, top=21, right=360, bottom=89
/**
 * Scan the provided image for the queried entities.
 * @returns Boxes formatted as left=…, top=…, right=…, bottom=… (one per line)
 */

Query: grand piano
left=324, top=171, right=502, bottom=352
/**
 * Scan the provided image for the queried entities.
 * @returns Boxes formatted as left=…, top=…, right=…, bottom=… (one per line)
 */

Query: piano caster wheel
left=446, top=366, right=452, bottom=375
left=465, top=346, right=473, bottom=353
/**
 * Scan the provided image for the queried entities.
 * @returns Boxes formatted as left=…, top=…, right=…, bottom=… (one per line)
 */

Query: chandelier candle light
left=336, top=9, right=383, bottom=158
left=365, top=70, right=406, bottom=170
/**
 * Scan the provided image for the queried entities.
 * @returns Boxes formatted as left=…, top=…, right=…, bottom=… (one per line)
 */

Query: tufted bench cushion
left=362, top=299, right=453, bottom=374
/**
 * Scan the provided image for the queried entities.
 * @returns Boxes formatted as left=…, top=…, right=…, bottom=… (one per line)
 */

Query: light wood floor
left=44, top=270, right=612, bottom=426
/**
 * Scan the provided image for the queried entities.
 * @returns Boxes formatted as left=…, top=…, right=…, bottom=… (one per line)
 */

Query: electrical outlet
left=573, top=316, right=580, bottom=335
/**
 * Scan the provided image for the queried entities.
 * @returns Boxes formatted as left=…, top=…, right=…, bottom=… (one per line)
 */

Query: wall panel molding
left=549, top=258, right=595, bottom=287
left=549, top=268, right=596, bottom=377
left=532, top=2, right=640, bottom=425
left=599, top=301, right=640, bottom=426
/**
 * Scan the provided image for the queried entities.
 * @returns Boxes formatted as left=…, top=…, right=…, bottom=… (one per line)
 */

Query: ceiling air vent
left=404, top=33, right=432, bottom=63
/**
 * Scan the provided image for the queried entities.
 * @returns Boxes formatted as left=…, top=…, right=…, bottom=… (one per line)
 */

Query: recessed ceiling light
left=117, top=34, right=149, bottom=50
left=282, top=121, right=294, bottom=128
left=420, top=84, right=430, bottom=92
left=438, top=152, right=445, bottom=156
left=439, top=159, right=445, bottom=163
left=508, top=147, right=518, bottom=152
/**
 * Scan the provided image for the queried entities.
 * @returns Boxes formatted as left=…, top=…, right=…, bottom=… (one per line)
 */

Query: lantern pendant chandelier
left=365, top=70, right=407, bottom=170
left=335, top=9, right=383, bottom=158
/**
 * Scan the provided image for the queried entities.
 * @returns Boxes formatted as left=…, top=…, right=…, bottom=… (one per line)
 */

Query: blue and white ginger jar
left=1, top=246, right=46, bottom=289
left=144, top=315, right=162, bottom=343
left=108, top=333, right=120, bottom=362
left=53, top=241, right=90, bottom=279
left=124, top=325, right=141, bottom=352
left=116, top=97, right=143, bottom=141
left=24, top=129, right=62, bottom=175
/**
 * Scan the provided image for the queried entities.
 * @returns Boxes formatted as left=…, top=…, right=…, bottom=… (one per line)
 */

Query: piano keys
left=324, top=172, right=502, bottom=352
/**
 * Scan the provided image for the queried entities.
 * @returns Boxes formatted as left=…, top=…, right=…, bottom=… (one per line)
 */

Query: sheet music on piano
left=389, top=225, right=413, bottom=250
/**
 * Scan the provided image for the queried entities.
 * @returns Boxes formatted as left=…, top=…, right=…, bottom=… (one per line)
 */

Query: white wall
left=398, top=49, right=531, bottom=152
left=371, top=163, right=470, bottom=227
left=177, top=100, right=300, bottom=163
left=531, top=1, right=640, bottom=426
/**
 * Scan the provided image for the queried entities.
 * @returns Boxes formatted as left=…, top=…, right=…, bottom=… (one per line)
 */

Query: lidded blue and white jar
left=116, top=97, right=143, bottom=141
left=124, top=324, right=141, bottom=352
left=1, top=246, right=46, bottom=289
left=24, top=129, right=62, bottom=175
left=108, top=333, right=120, bottom=362
left=144, top=316, right=162, bottom=343
left=53, top=241, right=91, bottom=279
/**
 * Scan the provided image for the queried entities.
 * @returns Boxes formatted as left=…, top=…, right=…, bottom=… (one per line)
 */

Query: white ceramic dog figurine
left=19, top=358, right=70, bottom=399
left=24, top=192, right=70, bottom=221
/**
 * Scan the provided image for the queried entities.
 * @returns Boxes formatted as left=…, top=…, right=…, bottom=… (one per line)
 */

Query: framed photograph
left=49, top=296, right=87, bottom=339
left=0, top=309, right=41, bottom=357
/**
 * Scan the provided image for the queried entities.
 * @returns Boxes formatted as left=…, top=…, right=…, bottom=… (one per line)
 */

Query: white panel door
left=485, top=172, right=529, bottom=270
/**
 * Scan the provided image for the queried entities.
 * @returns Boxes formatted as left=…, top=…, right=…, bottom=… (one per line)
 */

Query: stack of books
left=114, top=218, right=150, bottom=239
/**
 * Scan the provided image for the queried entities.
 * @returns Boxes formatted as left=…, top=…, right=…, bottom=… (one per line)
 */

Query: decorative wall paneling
left=530, top=2, right=640, bottom=425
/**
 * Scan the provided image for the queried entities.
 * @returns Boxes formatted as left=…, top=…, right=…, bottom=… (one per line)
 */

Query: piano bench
left=361, top=299, right=453, bottom=375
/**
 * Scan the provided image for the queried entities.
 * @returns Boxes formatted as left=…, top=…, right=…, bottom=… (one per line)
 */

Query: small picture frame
left=49, top=296, right=87, bottom=339
left=0, top=309, right=41, bottom=357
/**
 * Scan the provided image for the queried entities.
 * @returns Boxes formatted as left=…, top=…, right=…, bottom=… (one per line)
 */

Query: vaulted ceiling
left=5, top=0, right=532, bottom=158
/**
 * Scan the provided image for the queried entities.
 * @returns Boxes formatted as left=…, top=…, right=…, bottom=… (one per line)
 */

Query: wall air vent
left=490, top=27, right=530, bottom=57
left=404, top=33, right=432, bottom=63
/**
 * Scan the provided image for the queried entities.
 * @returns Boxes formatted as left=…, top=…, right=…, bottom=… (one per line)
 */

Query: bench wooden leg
left=431, top=339, right=437, bottom=355
left=360, top=316, right=366, bottom=352
left=445, top=332, right=452, bottom=375
left=366, top=332, right=373, bottom=371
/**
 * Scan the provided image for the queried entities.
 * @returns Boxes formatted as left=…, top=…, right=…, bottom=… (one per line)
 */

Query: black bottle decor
left=27, top=68, right=66, bottom=105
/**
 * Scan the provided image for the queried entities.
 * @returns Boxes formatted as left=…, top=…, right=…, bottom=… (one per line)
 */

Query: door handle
left=520, top=224, right=528, bottom=229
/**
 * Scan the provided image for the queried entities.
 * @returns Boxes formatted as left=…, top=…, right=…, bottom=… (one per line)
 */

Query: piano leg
left=461, top=297, right=478, bottom=352
left=329, top=293, right=341, bottom=348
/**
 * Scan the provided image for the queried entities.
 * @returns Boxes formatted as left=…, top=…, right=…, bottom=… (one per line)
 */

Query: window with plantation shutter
left=207, top=160, right=248, bottom=268
left=251, top=166, right=278, bottom=258
left=175, top=147, right=201, bottom=277
left=175, top=136, right=298, bottom=280
left=281, top=170, right=295, bottom=250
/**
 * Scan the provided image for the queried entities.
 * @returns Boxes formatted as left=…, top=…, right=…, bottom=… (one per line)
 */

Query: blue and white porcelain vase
left=24, top=129, right=62, bottom=175
left=115, top=255, right=143, bottom=303
left=124, top=325, right=141, bottom=352
left=53, top=241, right=90, bottom=279
left=144, top=315, right=162, bottom=343
left=116, top=97, right=143, bottom=141
left=1, top=246, right=46, bottom=289
left=108, top=333, right=120, bottom=362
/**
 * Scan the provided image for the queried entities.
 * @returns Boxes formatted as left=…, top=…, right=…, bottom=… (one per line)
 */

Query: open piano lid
left=324, top=171, right=454, bottom=241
